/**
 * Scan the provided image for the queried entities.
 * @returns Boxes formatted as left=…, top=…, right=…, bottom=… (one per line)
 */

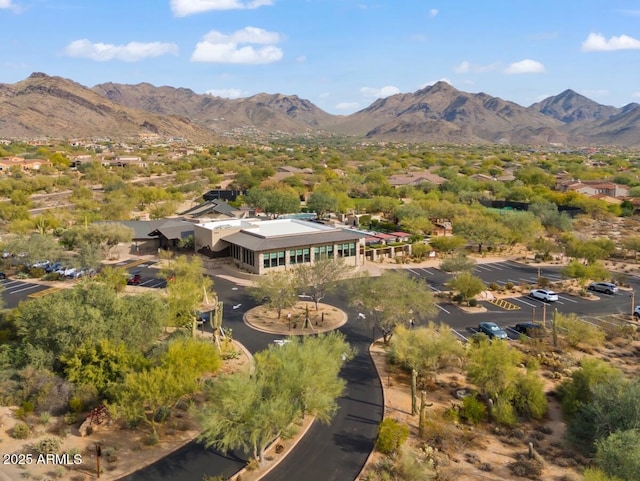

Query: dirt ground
left=0, top=338, right=252, bottom=481
left=243, top=300, right=348, bottom=335
left=362, top=325, right=640, bottom=481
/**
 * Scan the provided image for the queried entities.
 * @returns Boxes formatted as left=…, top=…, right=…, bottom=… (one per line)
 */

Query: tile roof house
left=0, top=156, right=52, bottom=172
left=388, top=171, right=447, bottom=187
left=558, top=180, right=629, bottom=198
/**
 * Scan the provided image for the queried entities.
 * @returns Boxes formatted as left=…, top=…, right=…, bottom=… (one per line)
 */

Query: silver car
left=587, top=282, right=618, bottom=295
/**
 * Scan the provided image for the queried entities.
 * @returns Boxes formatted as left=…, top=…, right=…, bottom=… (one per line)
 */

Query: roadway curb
left=355, top=337, right=386, bottom=480
left=228, top=415, right=316, bottom=481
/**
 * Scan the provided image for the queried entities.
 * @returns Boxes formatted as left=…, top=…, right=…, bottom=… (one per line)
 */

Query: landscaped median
left=243, top=301, right=348, bottom=335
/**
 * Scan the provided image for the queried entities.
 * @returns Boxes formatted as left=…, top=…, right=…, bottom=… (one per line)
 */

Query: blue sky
left=1, top=0, right=640, bottom=115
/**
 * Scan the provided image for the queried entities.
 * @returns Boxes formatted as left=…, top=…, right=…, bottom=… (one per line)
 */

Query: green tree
left=561, top=260, right=609, bottom=289
left=249, top=270, right=298, bottom=319
left=60, top=339, right=147, bottom=397
left=307, top=190, right=338, bottom=219
left=162, top=255, right=214, bottom=334
left=347, top=270, right=437, bottom=343
left=596, top=429, right=640, bottom=481
left=293, top=257, right=353, bottom=310
left=429, top=235, right=466, bottom=257
left=389, top=323, right=465, bottom=384
left=558, top=357, right=624, bottom=419
left=466, top=337, right=522, bottom=399
left=14, top=283, right=166, bottom=370
left=528, top=201, right=573, bottom=232
left=439, top=253, right=476, bottom=275
left=565, top=237, right=616, bottom=264
left=453, top=215, right=509, bottom=253
left=198, top=333, right=350, bottom=463
left=447, top=272, right=486, bottom=304
left=555, top=312, right=606, bottom=349
left=2, top=233, right=63, bottom=267
left=245, top=186, right=301, bottom=218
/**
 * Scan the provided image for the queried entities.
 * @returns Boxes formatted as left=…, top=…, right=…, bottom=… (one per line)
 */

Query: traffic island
left=244, top=301, right=348, bottom=335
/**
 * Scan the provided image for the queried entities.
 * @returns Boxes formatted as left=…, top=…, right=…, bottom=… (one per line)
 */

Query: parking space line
left=435, top=304, right=450, bottom=314
left=427, top=285, right=441, bottom=293
left=10, top=284, right=43, bottom=294
left=510, top=297, right=537, bottom=308
left=407, top=268, right=422, bottom=276
left=474, top=264, right=493, bottom=271
left=419, top=268, right=435, bottom=276
left=452, top=329, right=468, bottom=342
left=558, top=295, right=577, bottom=304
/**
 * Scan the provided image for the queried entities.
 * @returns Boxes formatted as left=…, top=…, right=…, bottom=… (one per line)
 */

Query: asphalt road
left=120, top=277, right=384, bottom=481
left=4, top=259, right=638, bottom=481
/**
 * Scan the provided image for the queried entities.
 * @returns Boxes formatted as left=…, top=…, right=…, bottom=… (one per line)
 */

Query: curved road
left=120, top=276, right=384, bottom=481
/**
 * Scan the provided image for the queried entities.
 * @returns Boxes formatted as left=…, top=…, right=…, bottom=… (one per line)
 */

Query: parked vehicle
left=634, top=306, right=640, bottom=319
left=530, top=289, right=559, bottom=302
left=45, top=262, right=62, bottom=273
left=587, top=282, right=618, bottom=295
left=478, top=322, right=508, bottom=340
left=127, top=272, right=142, bottom=285
left=0, top=272, right=6, bottom=280
left=514, top=322, right=544, bottom=338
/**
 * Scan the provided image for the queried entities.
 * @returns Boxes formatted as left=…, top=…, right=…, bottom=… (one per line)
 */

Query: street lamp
left=541, top=303, right=547, bottom=328
left=631, top=291, right=635, bottom=319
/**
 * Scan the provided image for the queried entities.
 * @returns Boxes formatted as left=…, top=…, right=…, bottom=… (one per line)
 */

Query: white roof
left=242, top=219, right=335, bottom=238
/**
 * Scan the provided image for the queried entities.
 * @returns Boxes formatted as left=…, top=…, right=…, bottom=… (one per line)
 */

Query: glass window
left=303, top=248, right=310, bottom=263
left=296, top=249, right=304, bottom=264
left=278, top=251, right=285, bottom=266
left=290, top=249, right=297, bottom=265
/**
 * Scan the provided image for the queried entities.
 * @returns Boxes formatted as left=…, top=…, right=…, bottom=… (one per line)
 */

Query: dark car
left=514, top=322, right=544, bottom=338
left=0, top=272, right=6, bottom=280
left=126, top=272, right=142, bottom=285
left=478, top=322, right=508, bottom=340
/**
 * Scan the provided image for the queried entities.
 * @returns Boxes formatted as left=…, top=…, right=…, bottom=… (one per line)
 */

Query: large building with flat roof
left=194, top=218, right=365, bottom=274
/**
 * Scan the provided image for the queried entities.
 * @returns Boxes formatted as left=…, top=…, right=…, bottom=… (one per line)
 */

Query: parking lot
left=400, top=260, right=637, bottom=334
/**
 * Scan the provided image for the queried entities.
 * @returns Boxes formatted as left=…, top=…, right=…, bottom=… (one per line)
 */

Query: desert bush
left=468, top=298, right=478, bottom=307
left=461, top=396, right=486, bottom=425
left=582, top=467, right=622, bottom=481
left=508, top=455, right=543, bottom=480
left=556, top=313, right=606, bottom=350
left=505, top=281, right=514, bottom=290
left=512, top=372, right=548, bottom=420
left=33, top=436, right=62, bottom=455
left=595, top=428, right=640, bottom=481
left=376, top=418, right=409, bottom=455
left=12, top=422, right=30, bottom=439
left=493, top=397, right=517, bottom=427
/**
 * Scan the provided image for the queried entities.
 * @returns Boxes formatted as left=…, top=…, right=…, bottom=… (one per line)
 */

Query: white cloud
left=191, top=27, right=283, bottom=64
left=0, top=0, right=21, bottom=13
left=429, top=8, right=438, bottom=18
left=360, top=85, right=400, bottom=98
left=453, top=60, right=499, bottom=73
left=63, top=39, right=178, bottom=62
left=170, top=0, right=272, bottom=17
left=419, top=78, right=452, bottom=89
left=582, top=33, right=640, bottom=52
left=504, top=59, right=545, bottom=74
left=206, top=88, right=249, bottom=98
left=336, top=102, right=360, bottom=111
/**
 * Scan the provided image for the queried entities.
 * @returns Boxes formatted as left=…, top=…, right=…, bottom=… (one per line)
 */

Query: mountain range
left=1, top=72, right=639, bottom=147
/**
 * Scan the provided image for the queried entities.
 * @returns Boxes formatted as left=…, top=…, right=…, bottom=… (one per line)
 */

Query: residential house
left=388, top=171, right=446, bottom=188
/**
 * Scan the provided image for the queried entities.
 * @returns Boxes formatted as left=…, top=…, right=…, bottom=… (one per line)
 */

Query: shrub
left=153, top=406, right=171, bottom=423
left=452, top=293, right=464, bottom=304
left=468, top=298, right=478, bottom=307
left=38, top=411, right=51, bottom=425
left=33, top=436, right=62, bottom=455
left=508, top=455, right=543, bottom=479
left=595, top=428, right=640, bottom=481
left=488, top=282, right=499, bottom=291
left=513, top=373, right=548, bottom=420
left=505, top=282, right=514, bottom=290
left=12, top=422, right=30, bottom=439
left=376, top=418, right=409, bottom=455
left=462, top=396, right=486, bottom=425
left=493, top=397, right=517, bottom=427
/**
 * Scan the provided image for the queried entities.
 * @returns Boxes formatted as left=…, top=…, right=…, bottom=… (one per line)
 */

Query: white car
left=530, top=289, right=559, bottom=302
